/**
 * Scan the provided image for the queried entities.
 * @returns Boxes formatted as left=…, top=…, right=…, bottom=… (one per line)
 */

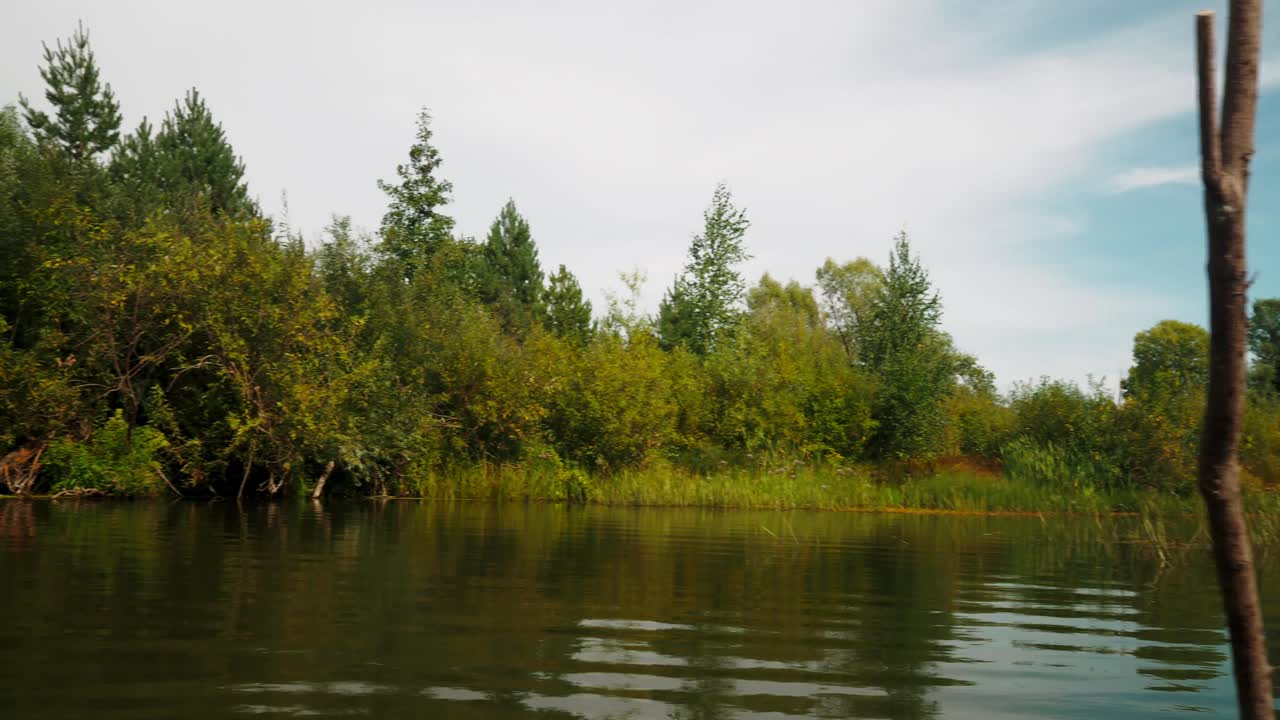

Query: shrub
left=44, top=411, right=168, bottom=495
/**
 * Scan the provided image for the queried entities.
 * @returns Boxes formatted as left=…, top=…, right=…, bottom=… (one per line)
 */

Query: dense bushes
left=43, top=411, right=168, bottom=495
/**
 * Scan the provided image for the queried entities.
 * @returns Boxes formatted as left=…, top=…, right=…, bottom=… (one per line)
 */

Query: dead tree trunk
left=0, top=444, right=46, bottom=495
left=1195, top=5, right=1272, bottom=720
left=238, top=448, right=254, bottom=500
left=311, top=460, right=335, bottom=500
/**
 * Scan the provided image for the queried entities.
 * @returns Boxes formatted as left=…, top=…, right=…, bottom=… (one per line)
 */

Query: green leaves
left=859, top=232, right=953, bottom=461
left=477, top=199, right=546, bottom=335
left=378, top=109, right=456, bottom=277
left=658, top=183, right=751, bottom=355
left=111, top=89, right=255, bottom=220
left=815, top=257, right=882, bottom=360
left=1121, top=320, right=1209, bottom=401
left=12, top=26, right=1280, bottom=498
left=1248, top=299, right=1280, bottom=394
left=544, top=264, right=593, bottom=345
left=707, top=274, right=876, bottom=459
left=19, top=22, right=121, bottom=163
left=44, top=410, right=167, bottom=495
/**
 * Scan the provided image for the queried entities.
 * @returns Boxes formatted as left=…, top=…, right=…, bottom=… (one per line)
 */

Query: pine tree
left=109, top=89, right=254, bottom=217
left=544, top=264, right=593, bottom=345
left=478, top=199, right=544, bottom=333
left=154, top=89, right=254, bottom=216
left=378, top=109, right=455, bottom=275
left=657, top=183, right=750, bottom=355
left=20, top=22, right=122, bottom=162
left=656, top=278, right=696, bottom=351
left=109, top=117, right=165, bottom=213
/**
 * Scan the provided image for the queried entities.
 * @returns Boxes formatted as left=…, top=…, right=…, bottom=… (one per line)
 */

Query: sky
left=3, top=0, right=1279, bottom=392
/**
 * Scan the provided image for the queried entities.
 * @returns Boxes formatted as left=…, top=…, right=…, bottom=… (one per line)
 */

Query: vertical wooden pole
left=1195, top=4, right=1272, bottom=719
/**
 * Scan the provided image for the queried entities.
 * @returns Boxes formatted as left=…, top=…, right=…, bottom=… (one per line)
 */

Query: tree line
left=3, top=24, right=1280, bottom=499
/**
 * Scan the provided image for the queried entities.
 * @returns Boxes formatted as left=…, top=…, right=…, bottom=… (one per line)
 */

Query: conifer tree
left=20, top=22, right=121, bottom=162
left=656, top=278, right=697, bottom=351
left=109, top=117, right=164, bottom=212
left=478, top=199, right=544, bottom=333
left=544, top=264, right=593, bottom=345
left=154, top=89, right=254, bottom=216
left=111, top=90, right=254, bottom=217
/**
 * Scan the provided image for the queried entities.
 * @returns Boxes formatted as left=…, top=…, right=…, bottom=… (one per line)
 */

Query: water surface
left=1, top=501, right=1277, bottom=718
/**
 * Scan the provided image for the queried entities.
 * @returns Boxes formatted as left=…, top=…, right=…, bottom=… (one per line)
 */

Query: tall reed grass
left=380, top=456, right=1277, bottom=519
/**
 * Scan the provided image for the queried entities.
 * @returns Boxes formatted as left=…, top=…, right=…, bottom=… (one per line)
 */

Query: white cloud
left=1106, top=166, right=1199, bottom=193
left=2, top=0, right=1275, bottom=390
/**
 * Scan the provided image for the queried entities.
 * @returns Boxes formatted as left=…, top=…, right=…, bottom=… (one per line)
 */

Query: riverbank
left=10, top=463, right=1280, bottom=520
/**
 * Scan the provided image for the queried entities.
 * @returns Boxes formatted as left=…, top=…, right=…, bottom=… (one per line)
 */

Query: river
left=1, top=500, right=1276, bottom=718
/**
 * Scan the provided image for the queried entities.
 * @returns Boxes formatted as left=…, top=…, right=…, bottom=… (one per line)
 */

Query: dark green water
left=2, top=501, right=1278, bottom=719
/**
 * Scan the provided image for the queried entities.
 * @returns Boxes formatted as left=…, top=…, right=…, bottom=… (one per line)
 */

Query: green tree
left=0, top=107, right=37, bottom=332
left=544, top=264, right=593, bottom=345
left=657, top=183, right=751, bottom=355
left=313, top=215, right=374, bottom=318
left=153, top=89, right=254, bottom=216
left=110, top=90, right=255, bottom=219
left=108, top=117, right=165, bottom=215
left=478, top=199, right=545, bottom=334
left=1120, top=320, right=1209, bottom=400
left=656, top=277, right=696, bottom=350
left=860, top=232, right=953, bottom=460
left=708, top=274, right=877, bottom=458
left=815, top=257, right=883, bottom=359
left=19, top=22, right=121, bottom=162
left=545, top=331, right=677, bottom=470
left=378, top=109, right=455, bottom=276
left=1115, top=320, right=1209, bottom=491
left=1248, top=298, right=1280, bottom=393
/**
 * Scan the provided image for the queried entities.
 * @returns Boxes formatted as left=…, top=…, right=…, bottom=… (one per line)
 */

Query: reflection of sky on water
left=933, top=581, right=1233, bottom=719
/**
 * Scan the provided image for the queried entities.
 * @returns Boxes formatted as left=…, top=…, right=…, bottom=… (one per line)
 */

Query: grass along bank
left=387, top=460, right=1280, bottom=517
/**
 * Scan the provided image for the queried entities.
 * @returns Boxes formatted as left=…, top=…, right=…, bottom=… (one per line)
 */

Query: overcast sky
left=4, top=0, right=1279, bottom=391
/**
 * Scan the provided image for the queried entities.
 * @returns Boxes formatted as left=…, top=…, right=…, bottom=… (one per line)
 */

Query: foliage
left=8, top=26, right=1280, bottom=503
left=543, top=264, right=593, bottom=345
left=600, top=269, right=652, bottom=340
left=111, top=89, right=255, bottom=218
left=1248, top=298, right=1280, bottom=393
left=815, top=257, right=882, bottom=360
left=44, top=410, right=167, bottom=495
left=544, top=332, right=677, bottom=470
left=1243, top=389, right=1280, bottom=486
left=657, top=183, right=751, bottom=355
left=477, top=199, right=544, bottom=334
left=860, top=233, right=957, bottom=460
left=1121, top=320, right=1209, bottom=400
left=1001, top=437, right=1106, bottom=494
left=944, top=384, right=1013, bottom=459
left=377, top=109, right=455, bottom=276
left=706, top=274, right=876, bottom=459
left=19, top=22, right=121, bottom=162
